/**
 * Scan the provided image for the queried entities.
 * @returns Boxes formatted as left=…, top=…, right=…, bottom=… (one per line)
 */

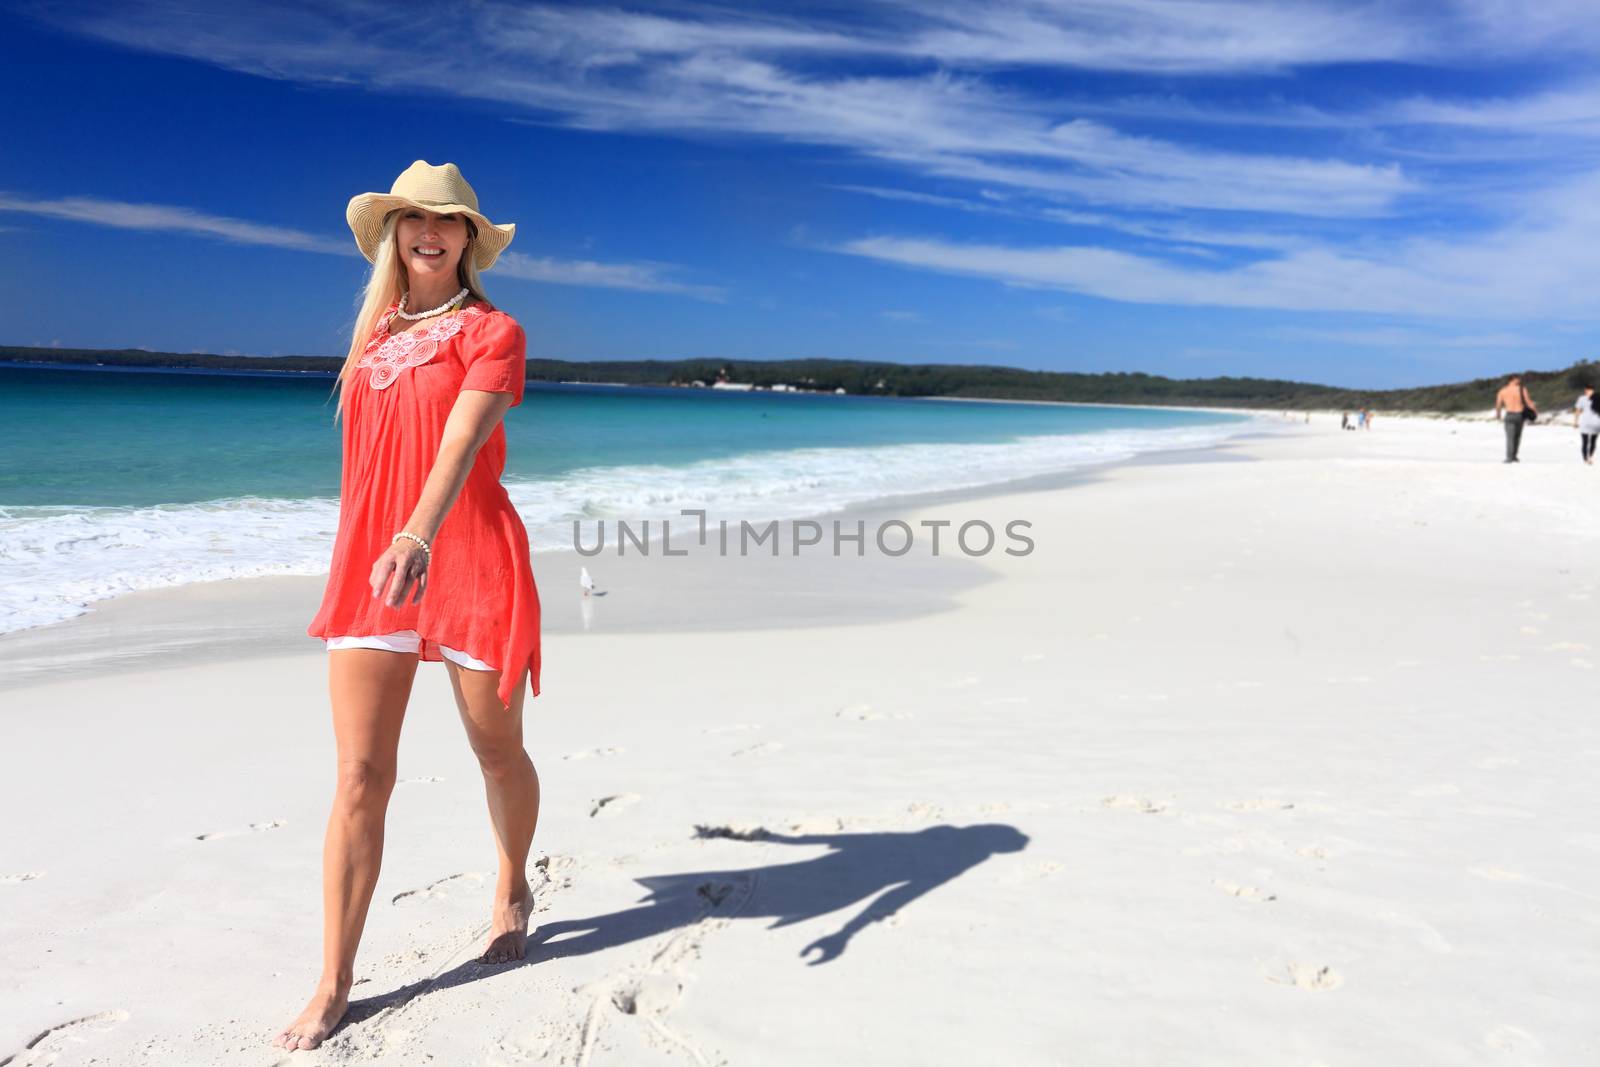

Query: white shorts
left=325, top=629, right=496, bottom=672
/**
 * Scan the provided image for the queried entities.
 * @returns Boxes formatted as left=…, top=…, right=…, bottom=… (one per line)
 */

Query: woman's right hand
left=370, top=540, right=429, bottom=608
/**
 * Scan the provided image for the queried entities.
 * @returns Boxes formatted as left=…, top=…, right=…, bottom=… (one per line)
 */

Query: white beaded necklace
left=395, top=287, right=470, bottom=321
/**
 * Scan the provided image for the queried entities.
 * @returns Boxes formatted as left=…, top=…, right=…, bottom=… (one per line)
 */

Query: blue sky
left=5, top=0, right=1600, bottom=387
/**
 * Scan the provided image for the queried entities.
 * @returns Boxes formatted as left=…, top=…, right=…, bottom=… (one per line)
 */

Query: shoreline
left=11, top=407, right=1592, bottom=692
left=0, top=422, right=1277, bottom=692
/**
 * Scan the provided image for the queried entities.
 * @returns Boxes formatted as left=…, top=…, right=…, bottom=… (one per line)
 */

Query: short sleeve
left=459, top=312, right=527, bottom=408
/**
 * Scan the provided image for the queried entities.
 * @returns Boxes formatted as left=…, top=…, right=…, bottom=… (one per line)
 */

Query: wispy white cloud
left=495, top=252, right=725, bottom=300
left=0, top=191, right=353, bottom=254
left=1079, top=80, right=1600, bottom=146
left=455, top=0, right=1600, bottom=75
left=1385, top=82, right=1600, bottom=134
left=836, top=184, right=1318, bottom=251
left=829, top=184, right=1014, bottom=217
left=831, top=172, right=1600, bottom=318
left=0, top=191, right=718, bottom=297
left=36, top=0, right=1416, bottom=217
left=30, top=0, right=1600, bottom=329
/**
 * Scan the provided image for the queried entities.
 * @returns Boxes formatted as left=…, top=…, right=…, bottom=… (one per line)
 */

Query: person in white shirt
left=1574, top=385, right=1599, bottom=464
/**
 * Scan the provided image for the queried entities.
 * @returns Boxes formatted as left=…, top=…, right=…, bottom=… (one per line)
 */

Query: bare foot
left=480, top=884, right=536, bottom=963
left=270, top=982, right=349, bottom=1051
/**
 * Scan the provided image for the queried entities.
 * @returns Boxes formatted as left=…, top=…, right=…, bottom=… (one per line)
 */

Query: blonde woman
left=277, top=161, right=542, bottom=1051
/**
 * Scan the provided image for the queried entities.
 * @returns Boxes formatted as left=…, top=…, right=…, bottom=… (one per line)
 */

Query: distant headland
left=3, top=344, right=1595, bottom=414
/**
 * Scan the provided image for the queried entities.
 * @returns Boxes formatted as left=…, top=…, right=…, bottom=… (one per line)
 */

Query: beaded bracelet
left=392, top=531, right=432, bottom=559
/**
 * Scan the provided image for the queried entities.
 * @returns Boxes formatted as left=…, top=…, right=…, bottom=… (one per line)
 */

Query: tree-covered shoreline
left=5, top=345, right=1595, bottom=414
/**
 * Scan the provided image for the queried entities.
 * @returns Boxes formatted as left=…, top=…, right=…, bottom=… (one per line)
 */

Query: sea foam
left=2, top=420, right=1256, bottom=633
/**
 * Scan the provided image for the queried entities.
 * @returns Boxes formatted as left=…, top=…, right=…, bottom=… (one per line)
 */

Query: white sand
left=2, top=415, right=1597, bottom=1065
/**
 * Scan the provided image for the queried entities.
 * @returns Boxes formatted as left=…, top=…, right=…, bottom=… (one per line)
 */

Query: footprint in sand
left=731, top=742, right=784, bottom=757
left=1213, top=879, right=1276, bottom=901
left=1182, top=835, right=1249, bottom=857
left=1484, top=1025, right=1543, bottom=1053
left=609, top=973, right=683, bottom=1017
left=1101, top=795, right=1167, bottom=814
left=193, top=819, right=286, bottom=842
left=1225, top=798, right=1295, bottom=812
left=563, top=747, right=624, bottom=761
left=1262, top=961, right=1342, bottom=991
left=836, top=705, right=915, bottom=721
left=995, top=861, right=1064, bottom=884
left=528, top=853, right=577, bottom=899
left=391, top=871, right=486, bottom=906
left=694, top=823, right=772, bottom=842
left=2, top=871, right=45, bottom=884
left=590, top=793, right=641, bottom=819
left=1376, top=910, right=1452, bottom=953
left=5, top=1009, right=130, bottom=1063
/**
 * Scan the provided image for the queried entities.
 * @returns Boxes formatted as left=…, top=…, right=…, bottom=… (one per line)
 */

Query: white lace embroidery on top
left=358, top=303, right=488, bottom=390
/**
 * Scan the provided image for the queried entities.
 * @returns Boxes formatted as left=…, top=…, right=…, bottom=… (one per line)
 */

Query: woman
left=1575, top=384, right=1599, bottom=464
left=276, top=161, right=542, bottom=1052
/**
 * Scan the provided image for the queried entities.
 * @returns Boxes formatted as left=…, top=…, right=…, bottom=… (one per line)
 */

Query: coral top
left=307, top=299, right=541, bottom=707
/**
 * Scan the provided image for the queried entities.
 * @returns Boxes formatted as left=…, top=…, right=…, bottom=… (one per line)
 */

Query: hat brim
left=346, top=192, right=515, bottom=272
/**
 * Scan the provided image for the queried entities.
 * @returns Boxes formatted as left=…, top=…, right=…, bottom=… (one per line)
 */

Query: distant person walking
left=1575, top=384, right=1600, bottom=465
left=1494, top=373, right=1538, bottom=463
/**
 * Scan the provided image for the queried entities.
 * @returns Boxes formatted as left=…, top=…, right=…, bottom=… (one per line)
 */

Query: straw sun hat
left=346, top=160, right=515, bottom=272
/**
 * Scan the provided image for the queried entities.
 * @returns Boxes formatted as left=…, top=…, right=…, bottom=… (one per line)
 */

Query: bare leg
left=446, top=661, right=540, bottom=962
left=271, top=648, right=417, bottom=1050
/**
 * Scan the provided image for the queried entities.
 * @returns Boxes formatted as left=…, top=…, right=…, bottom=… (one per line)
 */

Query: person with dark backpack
left=1494, top=373, right=1538, bottom=463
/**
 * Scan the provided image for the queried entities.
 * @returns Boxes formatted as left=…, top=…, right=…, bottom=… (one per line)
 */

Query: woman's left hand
left=371, top=540, right=429, bottom=607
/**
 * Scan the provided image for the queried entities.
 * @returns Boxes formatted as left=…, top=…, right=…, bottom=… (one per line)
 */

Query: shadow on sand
left=535, top=822, right=1029, bottom=966
left=334, top=822, right=1028, bottom=1037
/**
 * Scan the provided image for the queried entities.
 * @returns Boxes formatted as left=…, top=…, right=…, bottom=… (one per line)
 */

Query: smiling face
left=393, top=207, right=471, bottom=286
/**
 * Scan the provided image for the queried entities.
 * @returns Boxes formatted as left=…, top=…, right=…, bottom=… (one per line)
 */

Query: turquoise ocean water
left=1, top=363, right=1252, bottom=631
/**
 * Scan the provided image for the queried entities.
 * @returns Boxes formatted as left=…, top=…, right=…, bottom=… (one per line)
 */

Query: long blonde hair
left=329, top=211, right=491, bottom=423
